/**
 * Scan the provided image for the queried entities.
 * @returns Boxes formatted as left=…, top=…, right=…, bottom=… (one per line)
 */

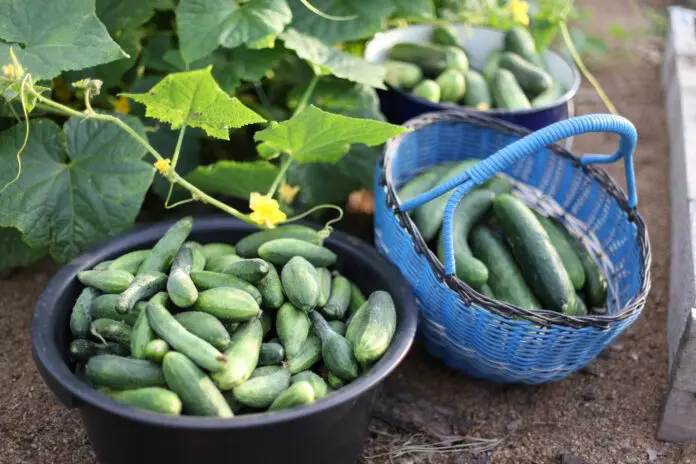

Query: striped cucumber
left=190, top=270, right=262, bottom=304
left=86, top=355, right=165, bottom=389
left=276, top=303, right=310, bottom=359
left=259, top=239, right=337, bottom=267
left=321, top=275, right=351, bottom=320
left=281, top=257, right=319, bottom=313
left=69, top=339, right=128, bottom=363
left=184, top=242, right=206, bottom=272
left=236, top=225, right=323, bottom=258
left=212, top=319, right=263, bottom=390
left=91, top=319, right=132, bottom=346
left=350, top=291, right=397, bottom=364
left=77, top=270, right=133, bottom=293
left=291, top=371, right=328, bottom=399
left=268, top=381, right=315, bottom=411
left=200, top=243, right=236, bottom=260
left=316, top=268, right=332, bottom=307
left=256, top=264, right=284, bottom=310
left=232, top=367, right=291, bottom=408
left=259, top=342, right=285, bottom=366
left=144, top=339, right=169, bottom=363
left=108, top=387, right=182, bottom=416
left=174, top=311, right=231, bottom=351
left=193, top=287, right=260, bottom=321
left=70, top=287, right=99, bottom=338
left=138, top=216, right=193, bottom=274
left=534, top=213, right=586, bottom=290
left=310, top=312, right=359, bottom=381
left=109, top=249, right=150, bottom=274
left=286, top=335, right=321, bottom=374
left=117, top=271, right=167, bottom=314
left=167, top=246, right=198, bottom=308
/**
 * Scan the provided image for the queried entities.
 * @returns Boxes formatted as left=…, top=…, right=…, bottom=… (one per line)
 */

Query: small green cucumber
left=146, top=303, right=228, bottom=372
left=91, top=294, right=141, bottom=325
left=277, top=303, right=310, bottom=359
left=532, top=81, right=563, bottom=108
left=387, top=42, right=468, bottom=77
left=184, top=242, right=206, bottom=272
left=117, top=271, right=168, bottom=314
left=86, top=355, right=165, bottom=389
left=217, top=258, right=270, bottom=284
left=534, top=213, right=586, bottom=290
left=346, top=302, right=368, bottom=345
left=93, top=260, right=113, bottom=270
left=167, top=247, right=198, bottom=308
left=91, top=318, right=132, bottom=346
left=236, top=225, right=323, bottom=258
left=205, top=254, right=241, bottom=273
left=148, top=291, right=170, bottom=307
left=327, top=372, right=345, bottom=390
left=291, top=371, right=328, bottom=399
left=138, top=216, right=193, bottom=275
left=504, top=25, right=546, bottom=69
left=384, top=60, right=423, bottom=90
left=462, top=70, right=492, bottom=110
left=259, top=239, right=337, bottom=268
left=436, top=189, right=495, bottom=287
left=431, top=24, right=464, bottom=48
left=70, top=287, right=99, bottom=338
left=162, top=352, right=233, bottom=417
left=412, top=79, right=441, bottom=102
left=310, top=312, right=359, bottom=381
left=322, top=275, right=351, bottom=320
left=350, top=291, right=397, bottom=364
left=174, top=311, right=231, bottom=351
left=328, top=320, right=346, bottom=336
left=144, top=339, right=169, bottom=363
left=233, top=367, right=291, bottom=408
left=222, top=391, right=245, bottom=413
left=348, top=281, right=366, bottom=316
left=109, top=249, right=150, bottom=274
left=108, top=387, right=182, bottom=416
left=498, top=51, right=552, bottom=97
left=77, top=270, right=133, bottom=294
left=131, top=309, right=154, bottom=360
left=212, top=319, right=263, bottom=390
left=436, top=69, right=466, bottom=103
left=259, top=342, right=285, bottom=365
left=571, top=293, right=588, bottom=316
left=268, top=381, right=315, bottom=411
left=481, top=175, right=513, bottom=195
left=286, top=335, right=321, bottom=374
left=316, top=268, right=332, bottom=308
left=397, top=169, right=440, bottom=205
left=491, top=68, right=531, bottom=110
left=190, top=270, right=262, bottom=305
left=480, top=284, right=495, bottom=298
left=251, top=365, right=284, bottom=378
left=200, top=243, right=236, bottom=260
left=256, top=264, right=284, bottom=310
left=69, top=339, right=128, bottom=364
left=193, top=287, right=261, bottom=321
left=281, top=257, right=319, bottom=313
left=260, top=311, right=272, bottom=338
left=567, top=234, right=609, bottom=308
left=482, top=49, right=502, bottom=83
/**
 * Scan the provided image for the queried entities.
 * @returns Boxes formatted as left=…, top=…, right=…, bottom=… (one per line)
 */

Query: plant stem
left=267, top=155, right=293, bottom=198
left=293, top=74, right=320, bottom=117
left=165, top=125, right=188, bottom=206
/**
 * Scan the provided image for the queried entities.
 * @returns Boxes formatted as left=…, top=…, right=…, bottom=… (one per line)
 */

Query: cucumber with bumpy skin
left=93, top=260, right=113, bottom=270
left=167, top=247, right=198, bottom=308
left=286, top=335, right=321, bottom=374
left=268, top=381, right=315, bottom=411
left=322, top=275, right=351, bottom=320
left=251, top=365, right=284, bottom=378
left=70, top=287, right=99, bottom=338
left=281, top=257, right=319, bottom=313
left=233, top=367, right=291, bottom=408
left=174, top=311, right=231, bottom=351
left=144, top=339, right=169, bottom=363
left=86, top=355, right=165, bottom=389
left=436, top=69, right=466, bottom=103
left=69, top=339, right=128, bottom=363
left=348, top=281, right=366, bottom=316
left=131, top=309, right=155, bottom=360
left=138, top=217, right=193, bottom=275
left=91, top=294, right=141, bottom=325
left=212, top=319, right=263, bottom=390
left=291, top=371, right=328, bottom=399
left=412, top=79, right=441, bottom=102
left=117, top=271, right=168, bottom=314
left=217, top=258, right=270, bottom=284
left=184, top=242, right=206, bottom=272
left=236, top=225, right=323, bottom=258
left=91, top=318, right=132, bottom=346
left=190, top=271, right=262, bottom=304
left=77, top=270, right=133, bottom=293
left=260, top=311, right=272, bottom=338
left=108, top=387, right=182, bottom=416
left=205, top=254, right=241, bottom=273
left=350, top=291, right=397, bottom=365
left=384, top=60, right=423, bottom=90
left=259, top=239, right=337, bottom=267
left=256, top=264, right=284, bottom=310
left=277, top=303, right=310, bottom=359
left=259, top=342, right=285, bottom=366
left=316, top=268, right=332, bottom=308
left=492, top=69, right=531, bottom=110
left=534, top=213, right=586, bottom=290
left=109, top=249, right=150, bottom=274
left=346, top=302, right=368, bottom=345
left=310, top=311, right=359, bottom=381
left=462, top=70, right=492, bottom=110
left=193, top=287, right=261, bottom=321
left=200, top=243, right=236, bottom=260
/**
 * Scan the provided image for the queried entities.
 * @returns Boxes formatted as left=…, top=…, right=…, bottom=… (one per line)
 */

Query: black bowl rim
left=32, top=216, right=418, bottom=429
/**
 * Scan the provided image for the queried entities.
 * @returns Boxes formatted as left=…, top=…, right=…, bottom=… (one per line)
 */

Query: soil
left=0, top=1, right=687, bottom=463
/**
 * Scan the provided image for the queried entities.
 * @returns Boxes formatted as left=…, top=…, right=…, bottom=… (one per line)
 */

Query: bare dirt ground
left=0, top=1, right=688, bottom=463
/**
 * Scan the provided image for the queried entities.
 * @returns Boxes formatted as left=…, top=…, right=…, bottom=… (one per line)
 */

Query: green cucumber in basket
left=346, top=302, right=368, bottom=345
left=162, top=352, right=233, bottom=417
left=310, top=311, right=359, bottom=381
left=131, top=309, right=155, bottom=360
left=260, top=311, right=272, bottom=338
left=109, top=249, right=150, bottom=274
left=235, top=225, right=323, bottom=258
left=571, top=293, right=588, bottom=316
left=277, top=303, right=310, bottom=359
left=268, top=381, right=315, bottom=411
left=291, top=371, right=328, bottom=399
left=462, top=70, right=492, bottom=110
left=174, top=311, right=231, bottom=351
left=349, top=291, right=397, bottom=365
left=70, top=339, right=129, bottom=363
left=204, top=254, right=240, bottom=273
left=138, top=216, right=193, bottom=275
left=259, top=342, right=285, bottom=366
left=107, top=387, right=182, bottom=416
left=435, top=69, right=466, bottom=103
left=470, top=226, right=541, bottom=310
left=481, top=175, right=513, bottom=196
left=91, top=318, right=132, bottom=347
left=384, top=60, right=423, bottom=90
left=116, top=271, right=168, bottom=314
left=183, top=242, right=206, bottom=272
left=534, top=213, right=586, bottom=290
left=70, top=287, right=99, bottom=339
left=566, top=232, right=609, bottom=309
left=482, top=49, right=502, bottom=83
left=212, top=318, right=263, bottom=390
left=215, top=258, right=270, bottom=284
left=532, top=81, right=563, bottom=108
left=493, top=194, right=577, bottom=314
left=259, top=239, right=337, bottom=267
left=86, top=354, right=165, bottom=389
left=256, top=264, right=284, bottom=310
left=412, top=79, right=441, bottom=103
left=397, top=169, right=441, bottom=205
left=479, top=284, right=496, bottom=299
left=504, top=25, right=546, bottom=70
left=77, top=270, right=133, bottom=294
left=281, top=256, right=320, bottom=313
left=328, top=320, right=347, bottom=336
left=193, top=287, right=260, bottom=321
left=498, top=52, right=552, bottom=97
left=189, top=270, right=262, bottom=304
left=144, top=339, right=169, bottom=363
left=436, top=189, right=495, bottom=287
left=348, top=281, right=366, bottom=316
left=167, top=246, right=198, bottom=308
left=91, top=294, right=141, bottom=325
left=93, top=260, right=113, bottom=271
left=491, top=68, right=531, bottom=110
left=387, top=42, right=468, bottom=77
left=322, top=275, right=351, bottom=320
left=316, top=268, right=332, bottom=308
left=431, top=24, right=464, bottom=49
left=200, top=243, right=236, bottom=260
left=251, top=365, right=284, bottom=378
left=232, top=367, right=291, bottom=408
left=286, top=334, right=321, bottom=374
left=327, top=372, right=345, bottom=390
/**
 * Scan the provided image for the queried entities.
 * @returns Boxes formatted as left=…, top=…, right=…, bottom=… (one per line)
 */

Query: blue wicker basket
left=374, top=111, right=651, bottom=384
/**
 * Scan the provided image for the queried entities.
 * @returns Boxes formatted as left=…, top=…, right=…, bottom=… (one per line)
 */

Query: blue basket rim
left=378, top=110, right=651, bottom=329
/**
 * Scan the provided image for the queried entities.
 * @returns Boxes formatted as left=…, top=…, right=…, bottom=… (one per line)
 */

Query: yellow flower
left=278, top=183, right=300, bottom=204
left=249, top=192, right=287, bottom=228
left=508, top=0, right=530, bottom=25
left=2, top=64, right=16, bottom=78
left=154, top=158, right=171, bottom=176
left=113, top=96, right=130, bottom=114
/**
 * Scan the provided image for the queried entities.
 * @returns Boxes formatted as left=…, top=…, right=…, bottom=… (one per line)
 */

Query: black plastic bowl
left=32, top=216, right=418, bottom=464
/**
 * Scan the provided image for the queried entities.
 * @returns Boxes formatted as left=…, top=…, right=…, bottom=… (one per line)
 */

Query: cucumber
left=212, top=318, right=263, bottom=390
left=498, top=52, right=552, bottom=97
left=251, top=365, right=284, bottom=378
left=167, top=247, right=198, bottom=308
left=175, top=311, right=231, bottom=351
left=482, top=176, right=513, bottom=195
left=200, top=243, right=236, bottom=260
left=148, top=291, right=170, bottom=307
left=322, top=275, right=351, bottom=320
left=217, top=258, right=270, bottom=284
left=387, top=42, right=468, bottom=77
left=222, top=391, right=245, bottom=413
left=205, top=254, right=241, bottom=273
left=412, top=79, right=441, bottom=103
left=414, top=159, right=479, bottom=243
left=116, top=271, right=168, bottom=314
left=491, top=68, right=531, bottom=110
left=397, top=169, right=440, bottom=205
left=462, top=70, right=492, bottom=110
left=504, top=25, right=546, bottom=69
left=493, top=194, right=576, bottom=313
left=184, top=242, right=206, bottom=272
left=109, top=249, right=150, bottom=274
left=480, top=284, right=495, bottom=298
left=146, top=303, right=228, bottom=372
left=70, top=287, right=99, bottom=339
left=350, top=291, right=397, bottom=364
left=131, top=309, right=154, bottom=360
left=327, top=372, right=345, bottom=390
left=291, top=371, right=328, bottom=399
left=93, top=260, right=113, bottom=270
left=309, top=312, right=359, bottom=381
left=346, top=302, right=368, bottom=345
left=328, top=320, right=346, bottom=336
left=571, top=293, right=588, bottom=316
left=259, top=239, right=337, bottom=268
left=384, top=60, right=423, bottom=90
left=91, top=294, right=141, bottom=325
left=260, top=311, right=272, bottom=338
left=108, top=387, right=182, bottom=416
left=431, top=24, right=464, bottom=49
left=534, top=214, right=586, bottom=290
left=236, top=225, right=323, bottom=258
left=91, top=318, right=132, bottom=346
left=531, top=81, right=563, bottom=107
left=259, top=342, right=285, bottom=365
left=190, top=270, right=262, bottom=305
left=138, top=216, right=193, bottom=275
left=256, top=264, right=284, bottom=310
left=86, top=355, right=165, bottom=389
left=233, top=367, right=291, bottom=408
left=194, top=287, right=260, bottom=321
left=268, top=381, right=315, bottom=411
left=144, top=339, right=169, bottom=363
left=77, top=270, right=133, bottom=294
left=286, top=334, right=321, bottom=374
left=436, top=189, right=495, bottom=287
left=69, top=339, right=128, bottom=363
left=482, top=49, right=502, bottom=83
left=277, top=303, right=310, bottom=359
left=281, top=257, right=320, bottom=313
left=567, top=234, right=609, bottom=308
left=162, top=352, right=233, bottom=417
left=348, top=281, right=366, bottom=316
left=316, top=268, right=332, bottom=308
left=435, top=69, right=466, bottom=103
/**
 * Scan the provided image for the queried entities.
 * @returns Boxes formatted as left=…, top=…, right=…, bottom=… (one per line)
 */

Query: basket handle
left=398, top=114, right=638, bottom=277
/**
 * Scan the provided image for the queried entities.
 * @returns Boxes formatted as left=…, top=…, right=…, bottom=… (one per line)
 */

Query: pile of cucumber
left=385, top=25, right=564, bottom=110
left=398, top=160, right=609, bottom=316
left=67, top=217, right=397, bottom=417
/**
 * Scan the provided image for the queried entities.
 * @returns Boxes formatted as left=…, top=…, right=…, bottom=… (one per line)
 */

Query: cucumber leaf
left=122, top=67, right=265, bottom=140
left=186, top=160, right=279, bottom=199
left=95, top=0, right=160, bottom=33
left=141, top=32, right=179, bottom=73
left=0, top=227, right=47, bottom=271
left=281, top=29, right=385, bottom=90
left=289, top=0, right=394, bottom=45
left=0, top=115, right=154, bottom=262
left=176, top=0, right=292, bottom=64
left=391, top=0, right=435, bottom=19
left=254, top=105, right=406, bottom=164
left=286, top=78, right=384, bottom=120
left=0, top=0, right=127, bottom=80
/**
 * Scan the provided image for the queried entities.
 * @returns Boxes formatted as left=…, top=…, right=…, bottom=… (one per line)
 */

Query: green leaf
left=254, top=105, right=406, bottom=163
left=176, top=0, right=292, bottom=64
left=281, top=29, right=385, bottom=89
left=0, top=0, right=127, bottom=80
left=141, top=32, right=179, bottom=73
left=122, top=67, right=265, bottom=140
left=186, top=160, right=279, bottom=199
left=0, top=115, right=154, bottom=262
left=286, top=77, right=384, bottom=120
left=96, top=0, right=159, bottom=32
left=289, top=0, right=394, bottom=45
left=215, top=46, right=286, bottom=92
left=0, top=227, right=47, bottom=270
left=391, top=0, right=435, bottom=19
